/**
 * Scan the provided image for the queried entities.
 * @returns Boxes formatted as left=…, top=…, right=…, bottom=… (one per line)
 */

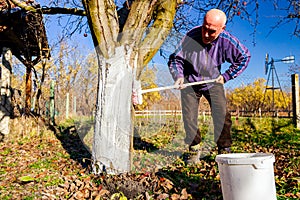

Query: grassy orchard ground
left=0, top=116, right=299, bottom=199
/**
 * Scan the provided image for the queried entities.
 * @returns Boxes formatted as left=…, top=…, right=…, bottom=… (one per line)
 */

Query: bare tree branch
left=40, top=7, right=86, bottom=16
left=82, top=0, right=119, bottom=58
left=119, top=0, right=157, bottom=47
left=139, top=0, right=177, bottom=72
left=267, top=0, right=300, bottom=37
left=9, top=0, right=86, bottom=16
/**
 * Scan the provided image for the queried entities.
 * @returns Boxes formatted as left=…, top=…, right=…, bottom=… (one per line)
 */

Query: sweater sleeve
left=222, top=35, right=251, bottom=83
left=168, top=52, right=185, bottom=81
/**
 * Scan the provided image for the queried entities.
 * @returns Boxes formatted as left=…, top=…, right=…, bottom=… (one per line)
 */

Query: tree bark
left=0, top=47, right=12, bottom=135
left=25, top=64, right=32, bottom=115
left=82, top=0, right=119, bottom=58
left=82, top=0, right=177, bottom=174
left=92, top=46, right=133, bottom=174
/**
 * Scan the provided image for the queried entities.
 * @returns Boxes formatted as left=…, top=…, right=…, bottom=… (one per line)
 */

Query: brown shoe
left=185, top=144, right=210, bottom=164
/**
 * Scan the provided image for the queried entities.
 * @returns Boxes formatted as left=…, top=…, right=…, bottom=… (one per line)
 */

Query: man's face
left=201, top=18, right=225, bottom=44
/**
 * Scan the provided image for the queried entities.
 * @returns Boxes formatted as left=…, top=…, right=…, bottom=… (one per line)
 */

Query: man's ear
left=222, top=25, right=226, bottom=31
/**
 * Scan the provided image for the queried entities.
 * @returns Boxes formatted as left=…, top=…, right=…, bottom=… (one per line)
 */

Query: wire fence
left=50, top=64, right=293, bottom=121
left=6, top=51, right=293, bottom=122
left=5, top=58, right=295, bottom=172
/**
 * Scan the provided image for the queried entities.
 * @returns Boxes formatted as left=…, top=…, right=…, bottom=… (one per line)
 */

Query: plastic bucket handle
left=216, top=153, right=275, bottom=169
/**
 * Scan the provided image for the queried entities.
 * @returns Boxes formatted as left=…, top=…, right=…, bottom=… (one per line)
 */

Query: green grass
left=0, top=116, right=299, bottom=199
left=134, top=116, right=299, bottom=199
left=28, top=159, right=52, bottom=169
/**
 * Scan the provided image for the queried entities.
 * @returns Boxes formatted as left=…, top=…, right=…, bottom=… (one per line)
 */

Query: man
left=168, top=8, right=251, bottom=163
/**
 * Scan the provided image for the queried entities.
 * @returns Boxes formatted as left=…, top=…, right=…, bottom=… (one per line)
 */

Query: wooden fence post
left=291, top=74, right=300, bottom=129
left=50, top=80, right=55, bottom=124
left=66, top=93, right=69, bottom=119
left=0, top=47, right=12, bottom=135
left=73, top=96, right=76, bottom=116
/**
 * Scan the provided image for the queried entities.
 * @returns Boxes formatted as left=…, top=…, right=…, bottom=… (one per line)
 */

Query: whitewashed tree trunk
left=82, top=0, right=177, bottom=174
left=92, top=46, right=134, bottom=174
left=0, top=47, right=12, bottom=135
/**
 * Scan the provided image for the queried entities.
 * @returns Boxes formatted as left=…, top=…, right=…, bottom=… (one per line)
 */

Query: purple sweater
left=168, top=26, right=251, bottom=90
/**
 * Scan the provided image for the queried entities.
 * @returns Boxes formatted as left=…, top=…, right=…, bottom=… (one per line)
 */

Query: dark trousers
left=181, top=83, right=232, bottom=148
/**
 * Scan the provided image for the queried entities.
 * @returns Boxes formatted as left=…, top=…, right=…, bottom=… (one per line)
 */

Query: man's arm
left=222, top=34, right=251, bottom=83
left=168, top=53, right=184, bottom=80
left=168, top=53, right=187, bottom=89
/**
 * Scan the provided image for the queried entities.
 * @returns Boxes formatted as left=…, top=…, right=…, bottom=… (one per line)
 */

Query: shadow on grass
left=49, top=124, right=92, bottom=170
left=49, top=122, right=160, bottom=174
left=270, top=118, right=294, bottom=134
left=0, top=133, right=4, bottom=142
left=48, top=122, right=225, bottom=199
left=133, top=127, right=159, bottom=152
left=232, top=117, right=294, bottom=136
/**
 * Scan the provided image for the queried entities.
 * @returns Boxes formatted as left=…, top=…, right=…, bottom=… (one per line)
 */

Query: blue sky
left=41, top=1, right=299, bottom=88
left=223, top=1, right=300, bottom=86
left=167, top=1, right=299, bottom=88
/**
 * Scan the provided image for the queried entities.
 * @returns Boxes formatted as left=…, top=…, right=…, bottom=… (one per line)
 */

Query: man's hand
left=216, top=75, right=225, bottom=84
left=174, top=77, right=186, bottom=89
left=132, top=91, right=139, bottom=105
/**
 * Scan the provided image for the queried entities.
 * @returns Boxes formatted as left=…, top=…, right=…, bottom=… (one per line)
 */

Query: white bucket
left=216, top=153, right=277, bottom=200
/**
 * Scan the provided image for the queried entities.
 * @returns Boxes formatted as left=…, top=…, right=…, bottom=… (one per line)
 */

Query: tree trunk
left=0, top=47, right=12, bottom=135
left=82, top=0, right=177, bottom=174
left=25, top=64, right=32, bottom=115
left=92, top=46, right=134, bottom=174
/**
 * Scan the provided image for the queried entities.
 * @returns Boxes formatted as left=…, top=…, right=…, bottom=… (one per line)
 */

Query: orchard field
left=0, top=116, right=299, bottom=199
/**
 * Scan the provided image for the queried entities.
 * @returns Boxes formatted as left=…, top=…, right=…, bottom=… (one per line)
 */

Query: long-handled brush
left=133, top=78, right=217, bottom=105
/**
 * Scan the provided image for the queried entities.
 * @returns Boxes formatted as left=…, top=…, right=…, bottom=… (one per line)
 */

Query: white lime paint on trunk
left=0, top=47, right=12, bottom=135
left=92, top=46, right=134, bottom=174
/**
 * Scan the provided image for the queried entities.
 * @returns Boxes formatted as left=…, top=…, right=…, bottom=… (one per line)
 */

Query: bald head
left=201, top=9, right=227, bottom=44
left=205, top=9, right=227, bottom=27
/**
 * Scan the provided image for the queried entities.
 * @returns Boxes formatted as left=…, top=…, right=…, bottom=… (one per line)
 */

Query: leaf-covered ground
left=0, top=117, right=299, bottom=199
